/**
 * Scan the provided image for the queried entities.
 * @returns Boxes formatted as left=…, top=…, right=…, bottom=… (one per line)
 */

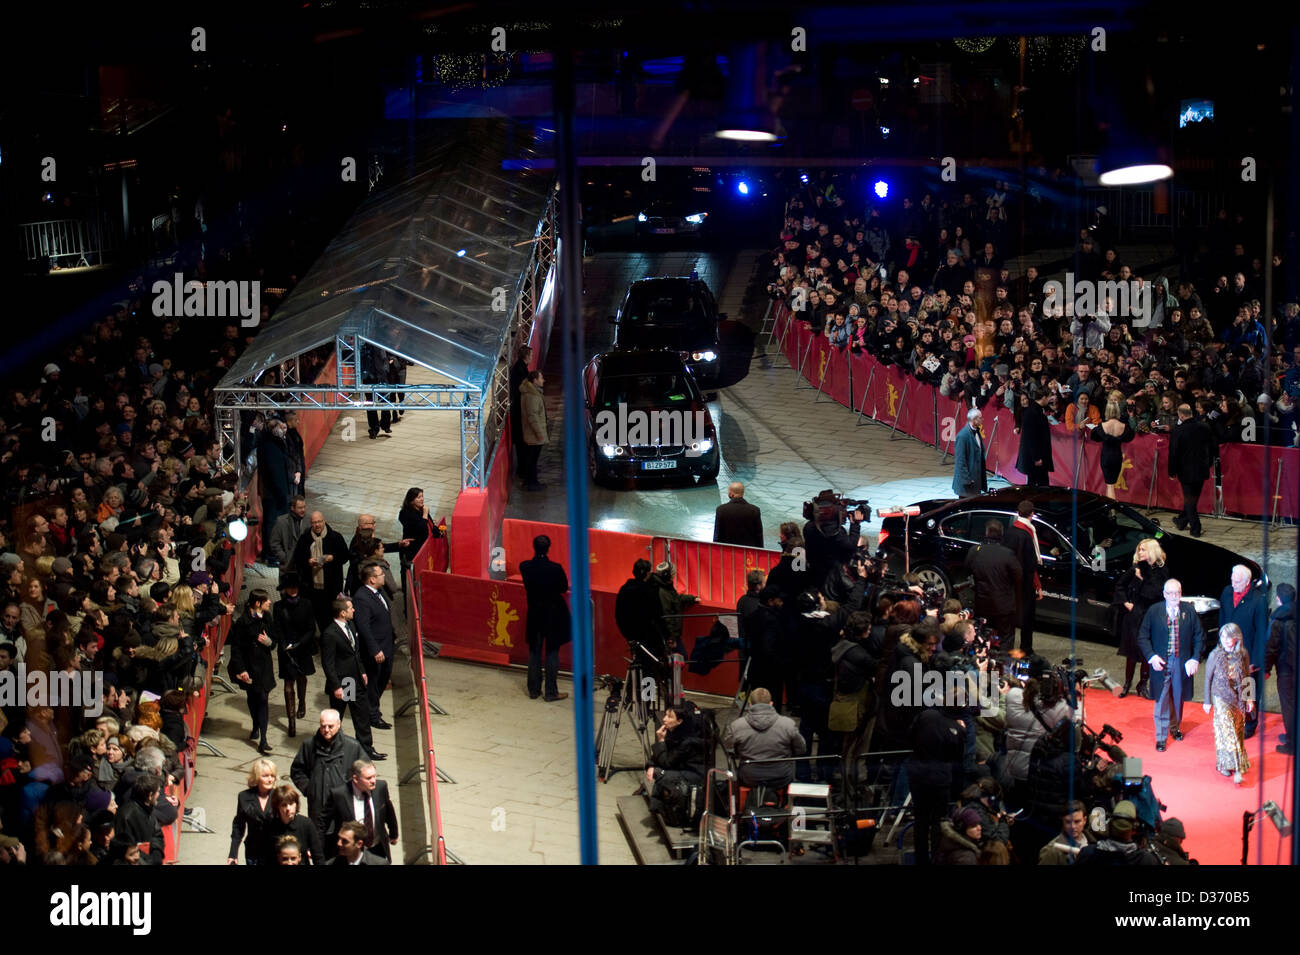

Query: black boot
left=285, top=686, right=297, bottom=738
left=296, top=676, right=308, bottom=719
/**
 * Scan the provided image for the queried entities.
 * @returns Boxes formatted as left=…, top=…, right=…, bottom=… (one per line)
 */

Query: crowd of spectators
left=0, top=209, right=343, bottom=864
left=766, top=174, right=1300, bottom=472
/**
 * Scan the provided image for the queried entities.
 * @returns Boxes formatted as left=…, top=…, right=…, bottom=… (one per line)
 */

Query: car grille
left=629, top=445, right=684, bottom=458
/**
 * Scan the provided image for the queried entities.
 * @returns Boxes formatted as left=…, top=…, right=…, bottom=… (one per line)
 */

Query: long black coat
left=290, top=731, right=367, bottom=828
left=261, top=813, right=324, bottom=865
left=1002, top=523, right=1039, bottom=597
left=257, top=430, right=294, bottom=509
left=228, top=608, right=278, bottom=692
left=615, top=576, right=664, bottom=651
left=1015, top=401, right=1054, bottom=476
left=1169, top=417, right=1213, bottom=483
left=520, top=555, right=571, bottom=650
left=713, top=499, right=764, bottom=548
left=273, top=594, right=318, bottom=679
left=291, top=527, right=349, bottom=599
left=1114, top=561, right=1168, bottom=661
left=229, top=786, right=274, bottom=861
left=964, top=540, right=1023, bottom=623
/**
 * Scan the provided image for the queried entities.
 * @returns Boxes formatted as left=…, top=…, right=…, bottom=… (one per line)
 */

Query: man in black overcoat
left=1016, top=391, right=1054, bottom=487
left=1168, top=404, right=1213, bottom=537
left=519, top=535, right=571, bottom=701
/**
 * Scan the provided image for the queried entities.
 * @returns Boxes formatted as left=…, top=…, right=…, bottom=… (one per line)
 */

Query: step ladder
left=787, top=781, right=837, bottom=859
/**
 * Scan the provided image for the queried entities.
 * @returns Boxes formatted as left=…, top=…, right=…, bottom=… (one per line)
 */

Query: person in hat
left=1074, top=800, right=1160, bottom=865
left=934, top=805, right=984, bottom=865
left=1150, top=818, right=1195, bottom=865
left=273, top=572, right=317, bottom=738
left=648, top=561, right=700, bottom=658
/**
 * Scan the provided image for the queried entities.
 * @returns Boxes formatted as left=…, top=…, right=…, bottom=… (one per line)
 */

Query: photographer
left=1075, top=800, right=1160, bottom=866
left=791, top=590, right=853, bottom=782
left=802, top=492, right=866, bottom=590
left=999, top=662, right=1073, bottom=807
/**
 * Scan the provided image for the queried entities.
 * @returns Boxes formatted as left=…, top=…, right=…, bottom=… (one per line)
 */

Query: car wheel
left=910, top=564, right=951, bottom=602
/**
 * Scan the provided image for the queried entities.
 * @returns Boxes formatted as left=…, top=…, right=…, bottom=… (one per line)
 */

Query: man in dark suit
left=519, top=535, right=571, bottom=701
left=963, top=519, right=1022, bottom=644
left=952, top=407, right=988, bottom=497
left=1016, top=391, right=1054, bottom=487
left=257, top=419, right=295, bottom=562
left=1002, top=500, right=1042, bottom=654
left=323, top=759, right=398, bottom=861
left=1219, top=565, right=1269, bottom=738
left=331, top=821, right=389, bottom=865
left=362, top=343, right=392, bottom=439
left=352, top=561, right=396, bottom=730
left=1168, top=404, right=1213, bottom=537
left=291, top=512, right=350, bottom=631
left=1138, top=578, right=1204, bottom=750
left=320, top=597, right=381, bottom=759
left=713, top=482, right=764, bottom=548
left=509, top=344, right=533, bottom=473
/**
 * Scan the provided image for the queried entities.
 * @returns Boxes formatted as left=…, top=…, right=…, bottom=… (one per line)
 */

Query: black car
left=611, top=276, right=724, bottom=387
left=583, top=349, right=721, bottom=487
left=875, top=488, right=1266, bottom=642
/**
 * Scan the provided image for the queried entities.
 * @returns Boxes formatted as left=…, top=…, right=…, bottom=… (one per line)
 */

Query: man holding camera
left=802, top=492, right=865, bottom=591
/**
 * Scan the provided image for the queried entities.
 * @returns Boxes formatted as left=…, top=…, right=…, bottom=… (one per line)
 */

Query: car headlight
left=601, top=444, right=625, bottom=458
left=637, top=213, right=647, bottom=222
left=1184, top=596, right=1220, bottom=614
left=689, top=438, right=714, bottom=454
left=685, top=213, right=707, bottom=224
left=690, top=350, right=717, bottom=362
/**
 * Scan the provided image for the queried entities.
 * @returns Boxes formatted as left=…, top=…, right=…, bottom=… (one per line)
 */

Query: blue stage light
left=873, top=180, right=889, bottom=199
left=737, top=180, right=750, bottom=195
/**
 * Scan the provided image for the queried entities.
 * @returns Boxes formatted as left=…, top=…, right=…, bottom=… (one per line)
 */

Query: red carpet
left=1081, top=690, right=1295, bottom=865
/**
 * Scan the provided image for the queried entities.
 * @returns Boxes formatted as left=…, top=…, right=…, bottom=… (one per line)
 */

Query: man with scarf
left=1138, top=579, right=1203, bottom=751
left=1003, top=500, right=1043, bottom=654
left=1219, top=565, right=1269, bottom=739
left=290, top=511, right=349, bottom=632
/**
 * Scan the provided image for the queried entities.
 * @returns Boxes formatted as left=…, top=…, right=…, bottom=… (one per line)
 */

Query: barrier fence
left=404, top=533, right=452, bottom=865
left=772, top=304, right=1300, bottom=520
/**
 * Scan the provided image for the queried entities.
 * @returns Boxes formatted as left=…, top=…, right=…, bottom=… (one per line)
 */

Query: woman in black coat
left=646, top=701, right=709, bottom=820
left=260, top=784, right=324, bottom=865
left=1114, top=538, right=1168, bottom=698
left=227, top=757, right=278, bottom=865
left=397, top=486, right=443, bottom=568
left=273, top=572, right=316, bottom=739
left=228, top=588, right=278, bottom=754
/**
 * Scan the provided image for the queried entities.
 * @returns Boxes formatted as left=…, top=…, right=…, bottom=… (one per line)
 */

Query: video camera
left=803, top=489, right=871, bottom=529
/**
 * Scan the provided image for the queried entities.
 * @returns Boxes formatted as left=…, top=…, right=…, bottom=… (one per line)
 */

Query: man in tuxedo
left=331, top=821, right=389, bottom=865
left=1016, top=391, right=1054, bottom=487
left=1002, top=499, right=1043, bottom=654
left=1168, top=404, right=1213, bottom=537
left=519, top=535, right=571, bottom=701
left=353, top=561, right=396, bottom=730
left=713, top=482, right=764, bottom=548
left=1138, top=578, right=1204, bottom=751
left=324, top=759, right=398, bottom=861
left=952, top=407, right=988, bottom=498
left=320, top=597, right=382, bottom=760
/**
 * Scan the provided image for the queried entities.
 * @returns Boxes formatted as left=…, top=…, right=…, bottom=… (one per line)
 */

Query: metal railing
left=19, top=218, right=109, bottom=266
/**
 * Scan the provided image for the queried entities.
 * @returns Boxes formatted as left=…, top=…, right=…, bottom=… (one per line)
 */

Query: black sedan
left=583, top=349, right=721, bottom=487
left=611, top=276, right=724, bottom=388
left=875, top=488, right=1266, bottom=642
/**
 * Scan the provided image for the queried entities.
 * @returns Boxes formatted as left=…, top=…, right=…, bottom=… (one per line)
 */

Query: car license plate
left=642, top=459, right=676, bottom=471
left=652, top=227, right=676, bottom=234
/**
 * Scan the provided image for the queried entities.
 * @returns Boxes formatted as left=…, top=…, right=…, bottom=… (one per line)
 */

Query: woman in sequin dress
left=1202, top=623, right=1254, bottom=784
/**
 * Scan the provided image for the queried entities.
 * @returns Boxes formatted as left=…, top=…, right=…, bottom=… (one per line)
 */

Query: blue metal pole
left=553, top=43, right=598, bottom=865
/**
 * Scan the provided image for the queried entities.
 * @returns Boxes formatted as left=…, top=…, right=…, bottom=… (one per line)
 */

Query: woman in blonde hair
left=1089, top=389, right=1136, bottom=500
left=228, top=758, right=278, bottom=865
left=1114, top=538, right=1168, bottom=698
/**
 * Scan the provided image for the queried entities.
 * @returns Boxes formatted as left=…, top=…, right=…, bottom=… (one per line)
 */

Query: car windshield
left=596, top=372, right=700, bottom=409
left=621, top=291, right=710, bottom=327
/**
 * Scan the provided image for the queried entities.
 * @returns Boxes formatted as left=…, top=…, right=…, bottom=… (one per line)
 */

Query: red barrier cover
left=502, top=519, right=653, bottom=593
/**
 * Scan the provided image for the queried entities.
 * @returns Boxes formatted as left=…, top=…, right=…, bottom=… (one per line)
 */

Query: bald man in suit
left=713, top=482, right=764, bottom=548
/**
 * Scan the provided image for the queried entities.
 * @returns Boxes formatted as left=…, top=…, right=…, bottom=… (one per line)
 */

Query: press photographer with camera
left=802, top=490, right=869, bottom=591
left=997, top=660, right=1073, bottom=810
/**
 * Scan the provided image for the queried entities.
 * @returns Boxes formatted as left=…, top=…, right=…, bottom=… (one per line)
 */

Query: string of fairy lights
left=953, top=34, right=1087, bottom=71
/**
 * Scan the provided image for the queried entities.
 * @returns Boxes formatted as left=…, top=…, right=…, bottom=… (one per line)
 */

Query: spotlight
left=1098, top=163, right=1174, bottom=186
left=228, top=519, right=249, bottom=542
left=737, top=180, right=750, bottom=195
left=873, top=180, right=889, bottom=199
left=456, top=248, right=467, bottom=256
left=1262, top=801, right=1291, bottom=836
left=800, top=172, right=809, bottom=184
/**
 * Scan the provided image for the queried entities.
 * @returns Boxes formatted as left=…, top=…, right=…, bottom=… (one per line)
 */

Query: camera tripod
left=596, top=645, right=665, bottom=782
